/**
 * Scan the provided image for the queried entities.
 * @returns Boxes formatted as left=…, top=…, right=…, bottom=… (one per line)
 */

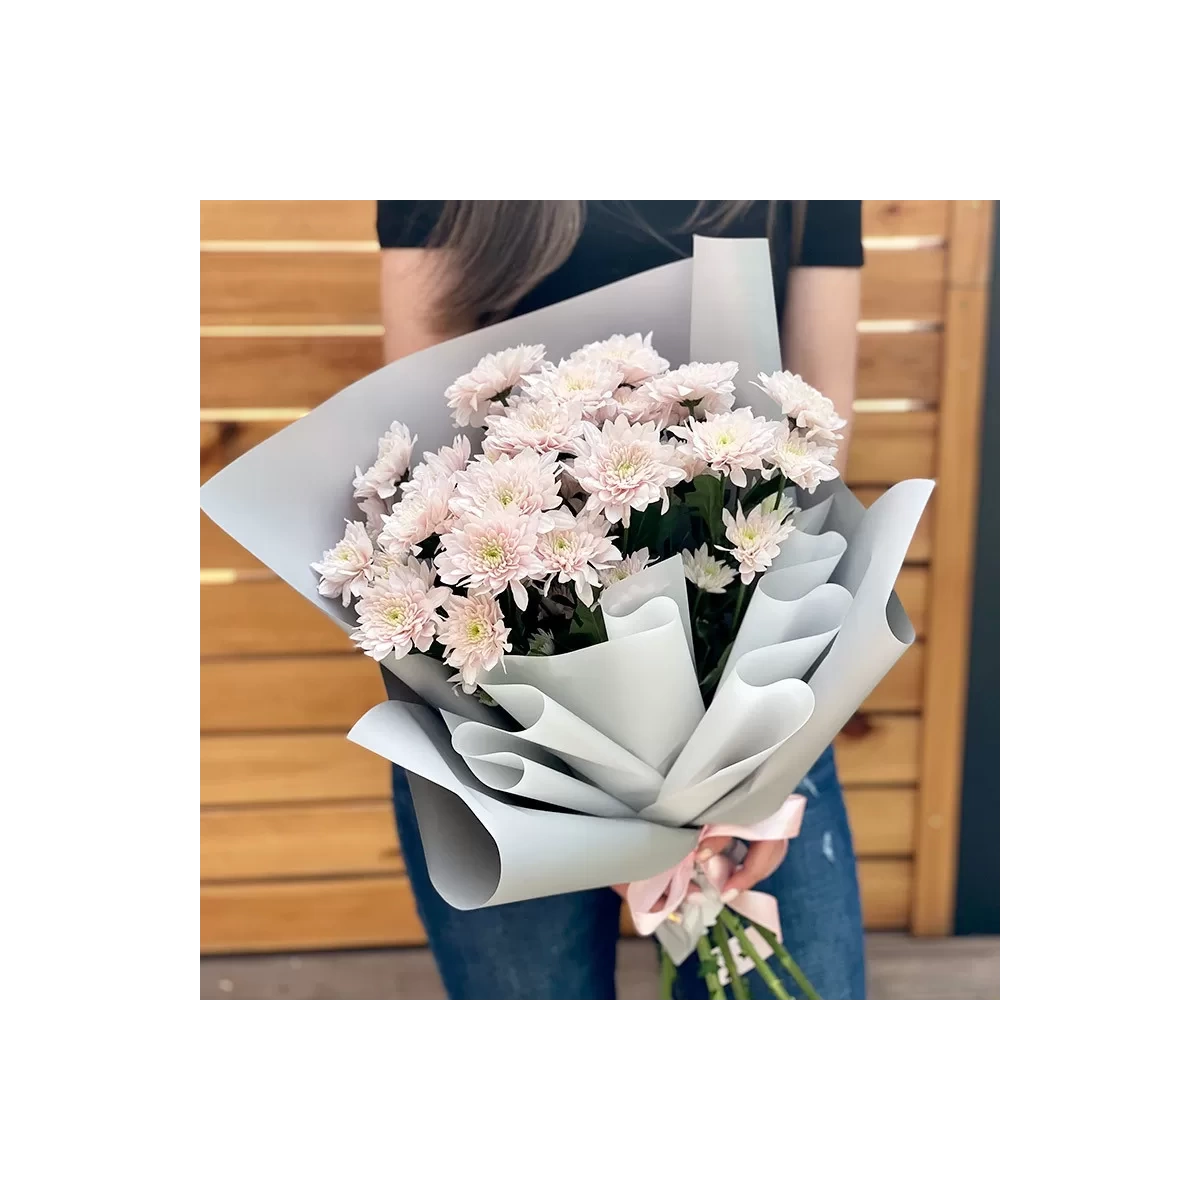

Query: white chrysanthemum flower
left=567, top=332, right=669, bottom=386
left=752, top=371, right=847, bottom=446
left=483, top=396, right=587, bottom=458
left=438, top=593, right=512, bottom=693
left=434, top=501, right=544, bottom=610
left=527, top=629, right=556, bottom=657
left=600, top=548, right=653, bottom=587
left=449, top=448, right=561, bottom=530
left=311, top=520, right=375, bottom=607
left=637, top=361, right=739, bottom=424
left=378, top=471, right=455, bottom=557
left=352, top=421, right=415, bottom=501
left=523, top=357, right=624, bottom=422
left=764, top=426, right=840, bottom=492
left=722, top=497, right=796, bottom=584
left=669, top=409, right=781, bottom=487
left=571, top=415, right=687, bottom=526
left=681, top=545, right=737, bottom=594
left=350, top=567, right=451, bottom=661
left=536, top=508, right=622, bottom=607
left=445, top=344, right=545, bottom=427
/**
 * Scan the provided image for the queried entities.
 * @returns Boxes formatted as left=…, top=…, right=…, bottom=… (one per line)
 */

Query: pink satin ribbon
left=626, top=795, right=807, bottom=938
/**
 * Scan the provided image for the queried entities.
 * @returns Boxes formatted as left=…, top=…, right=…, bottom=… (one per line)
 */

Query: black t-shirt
left=376, top=201, right=863, bottom=325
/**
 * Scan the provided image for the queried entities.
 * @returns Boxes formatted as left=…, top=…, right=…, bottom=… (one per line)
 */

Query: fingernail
left=696, top=847, right=714, bottom=863
left=721, top=889, right=740, bottom=903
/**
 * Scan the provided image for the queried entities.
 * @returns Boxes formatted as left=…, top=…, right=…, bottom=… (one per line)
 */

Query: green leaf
left=569, top=601, right=607, bottom=647
left=684, top=475, right=725, bottom=544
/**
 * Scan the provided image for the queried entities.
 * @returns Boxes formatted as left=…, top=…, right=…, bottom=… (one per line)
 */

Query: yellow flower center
left=467, top=619, right=487, bottom=641
left=336, top=548, right=352, bottom=560
left=743, top=529, right=758, bottom=543
left=385, top=605, right=408, bottom=625
left=715, top=432, right=734, bottom=447
left=479, top=539, right=505, bottom=567
left=553, top=536, right=571, bottom=552
left=496, top=487, right=515, bottom=506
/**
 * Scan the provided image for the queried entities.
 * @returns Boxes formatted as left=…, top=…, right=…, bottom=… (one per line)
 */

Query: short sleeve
left=376, top=201, right=446, bottom=248
left=794, top=200, right=864, bottom=268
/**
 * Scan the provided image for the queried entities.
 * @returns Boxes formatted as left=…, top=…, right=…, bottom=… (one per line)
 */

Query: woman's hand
left=611, top=836, right=789, bottom=907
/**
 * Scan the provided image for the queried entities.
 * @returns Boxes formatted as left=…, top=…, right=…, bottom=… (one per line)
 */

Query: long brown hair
left=421, top=201, right=788, bottom=334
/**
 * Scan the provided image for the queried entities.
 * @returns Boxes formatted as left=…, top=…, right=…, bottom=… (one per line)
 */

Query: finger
left=695, top=835, right=732, bottom=865
left=610, top=883, right=629, bottom=899
left=720, top=840, right=787, bottom=899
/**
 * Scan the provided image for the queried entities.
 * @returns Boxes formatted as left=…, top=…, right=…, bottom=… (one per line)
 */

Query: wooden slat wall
left=199, top=199, right=994, bottom=955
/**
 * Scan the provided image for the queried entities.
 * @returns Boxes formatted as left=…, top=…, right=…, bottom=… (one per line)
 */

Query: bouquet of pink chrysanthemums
left=313, top=338, right=841, bottom=698
left=310, top=337, right=848, bottom=998
left=201, top=238, right=931, bottom=1000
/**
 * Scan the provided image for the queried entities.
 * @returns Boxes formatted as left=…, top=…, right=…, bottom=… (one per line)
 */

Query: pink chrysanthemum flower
left=615, top=383, right=675, bottom=426
left=523, top=357, right=624, bottom=422
left=449, top=448, right=562, bottom=530
left=764, top=426, right=840, bottom=493
left=350, top=567, right=451, bottom=661
left=438, top=593, right=512, bottom=693
left=669, top=409, right=781, bottom=487
left=536, top=508, right=622, bottom=606
left=435, top=502, right=544, bottom=610
left=445, top=344, right=546, bottom=427
left=637, top=361, right=739, bottom=424
left=571, top=415, right=687, bottom=526
left=311, top=520, right=375, bottom=607
left=722, top=497, right=796, bottom=584
left=358, top=494, right=389, bottom=539
left=421, top=434, right=472, bottom=476
left=352, top=421, right=415, bottom=501
left=378, top=471, right=455, bottom=556
left=567, top=332, right=669, bottom=386
left=752, top=371, right=847, bottom=446
left=371, top=549, right=438, bottom=585
left=682, top=545, right=737, bottom=594
left=600, top=548, right=653, bottom=587
left=482, top=396, right=587, bottom=458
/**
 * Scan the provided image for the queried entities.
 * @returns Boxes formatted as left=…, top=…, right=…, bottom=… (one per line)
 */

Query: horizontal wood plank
left=201, top=335, right=382, bottom=408
left=834, top=714, right=921, bottom=786
left=201, top=252, right=380, bottom=325
left=201, top=875, right=422, bottom=954
left=201, top=802, right=401, bottom=881
left=854, top=487, right=933, bottom=562
left=861, top=643, right=923, bottom=713
left=201, top=656, right=387, bottom=733
left=855, top=330, right=941, bottom=400
left=201, top=858, right=911, bottom=953
left=845, top=410, right=937, bottom=485
left=200, top=246, right=942, bottom=327
left=201, top=200, right=944, bottom=246
left=202, top=732, right=391, bottom=805
left=845, top=788, right=916, bottom=855
left=201, top=580, right=352, bottom=656
left=860, top=246, right=946, bottom=322
left=862, top=200, right=950, bottom=239
left=201, top=200, right=377, bottom=241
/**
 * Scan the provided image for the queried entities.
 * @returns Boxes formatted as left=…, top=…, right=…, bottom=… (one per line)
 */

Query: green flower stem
left=659, top=948, right=677, bottom=999
left=752, top=923, right=822, bottom=999
left=696, top=933, right=727, bottom=999
left=714, top=932, right=750, bottom=999
left=773, top=473, right=786, bottom=509
left=717, top=909, right=793, bottom=1000
left=731, top=580, right=751, bottom=632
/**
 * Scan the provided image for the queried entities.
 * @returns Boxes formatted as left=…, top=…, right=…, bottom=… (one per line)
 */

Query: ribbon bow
left=626, top=795, right=807, bottom=939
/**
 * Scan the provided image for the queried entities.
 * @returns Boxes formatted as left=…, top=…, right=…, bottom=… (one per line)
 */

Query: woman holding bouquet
left=375, top=200, right=866, bottom=1000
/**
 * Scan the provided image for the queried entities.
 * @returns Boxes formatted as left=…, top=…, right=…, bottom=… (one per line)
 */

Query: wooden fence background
left=199, top=199, right=994, bottom=952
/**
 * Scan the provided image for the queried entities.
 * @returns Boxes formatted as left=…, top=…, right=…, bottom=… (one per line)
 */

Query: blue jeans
left=389, top=745, right=865, bottom=999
